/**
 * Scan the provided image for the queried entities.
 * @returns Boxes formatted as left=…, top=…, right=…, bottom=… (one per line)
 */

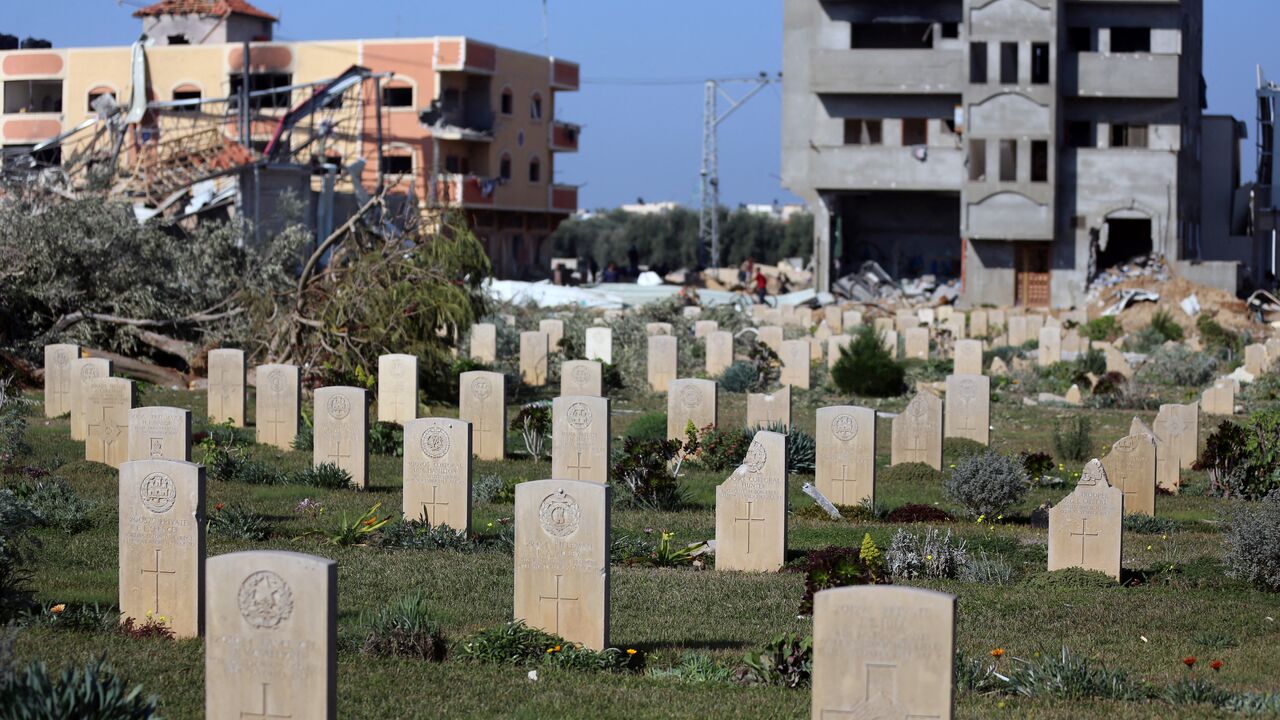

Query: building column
left=812, top=193, right=832, bottom=293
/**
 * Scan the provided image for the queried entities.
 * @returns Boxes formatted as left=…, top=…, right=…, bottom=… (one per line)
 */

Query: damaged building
left=0, top=0, right=581, bottom=278
left=783, top=0, right=1247, bottom=308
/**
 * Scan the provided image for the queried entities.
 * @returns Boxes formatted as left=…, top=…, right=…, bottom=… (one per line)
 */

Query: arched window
left=87, top=86, right=115, bottom=112
left=528, top=155, right=541, bottom=183
left=500, top=87, right=513, bottom=115
left=172, top=84, right=202, bottom=113
left=499, top=152, right=512, bottom=181
left=529, top=92, right=543, bottom=121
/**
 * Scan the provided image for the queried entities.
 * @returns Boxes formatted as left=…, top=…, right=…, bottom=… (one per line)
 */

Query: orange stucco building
left=0, top=0, right=580, bottom=278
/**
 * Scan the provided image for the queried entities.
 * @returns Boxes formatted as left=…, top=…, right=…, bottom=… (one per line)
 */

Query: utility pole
left=699, top=72, right=775, bottom=271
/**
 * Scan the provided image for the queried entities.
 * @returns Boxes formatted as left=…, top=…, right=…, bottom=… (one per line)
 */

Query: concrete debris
left=1102, top=289, right=1160, bottom=317
left=1180, top=293, right=1201, bottom=318
left=831, top=260, right=958, bottom=309
left=1086, top=254, right=1171, bottom=300
left=801, top=482, right=843, bottom=520
left=1228, top=366, right=1256, bottom=385
left=635, top=271, right=663, bottom=287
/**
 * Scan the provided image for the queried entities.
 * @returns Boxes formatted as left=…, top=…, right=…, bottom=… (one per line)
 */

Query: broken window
left=229, top=73, right=292, bottom=110
left=843, top=119, right=882, bottom=145
left=167, top=34, right=190, bottom=45
left=999, top=139, right=1018, bottom=182
left=941, top=22, right=959, bottom=40
left=444, top=155, right=470, bottom=174
left=850, top=22, right=933, bottom=49
left=529, top=156, right=542, bottom=183
left=1000, top=43, right=1019, bottom=84
left=4, top=79, right=63, bottom=114
left=1110, top=27, right=1151, bottom=53
left=969, top=139, right=987, bottom=181
left=902, top=118, right=928, bottom=146
left=381, top=155, right=413, bottom=175
left=87, top=89, right=113, bottom=112
left=383, top=86, right=413, bottom=108
left=970, top=42, right=988, bottom=84
left=1031, top=140, right=1049, bottom=182
left=530, top=93, right=543, bottom=121
left=1066, top=121, right=1094, bottom=148
left=172, top=90, right=202, bottom=113
left=1068, top=27, right=1093, bottom=53
left=501, top=88, right=513, bottom=115
left=1031, top=43, right=1050, bottom=84
left=499, top=153, right=512, bottom=181
left=1110, top=123, right=1149, bottom=148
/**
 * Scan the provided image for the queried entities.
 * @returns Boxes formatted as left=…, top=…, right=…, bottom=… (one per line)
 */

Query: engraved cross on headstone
left=241, top=682, right=291, bottom=719
left=957, top=388, right=978, bottom=431
left=139, top=548, right=176, bottom=615
left=326, top=430, right=351, bottom=466
left=821, top=662, right=942, bottom=720
left=263, top=389, right=286, bottom=444
left=474, top=413, right=497, bottom=455
left=830, top=462, right=856, bottom=505
left=419, top=485, right=450, bottom=526
left=1069, top=518, right=1101, bottom=564
left=88, top=404, right=120, bottom=458
left=566, top=451, right=591, bottom=481
left=734, top=500, right=767, bottom=555
left=213, top=365, right=236, bottom=421
left=537, top=574, right=579, bottom=635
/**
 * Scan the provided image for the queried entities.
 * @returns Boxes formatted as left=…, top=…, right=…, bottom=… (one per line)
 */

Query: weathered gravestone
left=1048, top=459, right=1122, bottom=580
left=780, top=339, right=811, bottom=389
left=827, top=335, right=852, bottom=369
left=969, top=310, right=989, bottom=339
left=812, top=586, right=955, bottom=720
left=917, top=308, right=936, bottom=327
left=1063, top=327, right=1084, bottom=354
left=823, top=306, right=844, bottom=333
left=86, top=377, right=133, bottom=468
left=552, top=396, right=611, bottom=484
left=891, top=391, right=943, bottom=470
left=513, top=479, right=610, bottom=650
left=470, top=323, right=497, bottom=364
left=205, top=551, right=336, bottom=720
left=313, top=386, right=368, bottom=489
left=694, top=319, right=719, bottom=339
left=756, top=325, right=784, bottom=354
left=128, top=407, right=191, bottom=462
left=816, top=406, right=876, bottom=507
left=255, top=364, right=300, bottom=451
left=647, top=335, right=677, bottom=393
left=1007, top=315, right=1029, bottom=347
left=43, top=343, right=79, bottom=418
left=561, top=360, right=603, bottom=397
left=747, top=386, right=791, bottom=430
left=1065, top=384, right=1084, bottom=406
left=953, top=339, right=984, bottom=376
left=945, top=374, right=990, bottom=446
left=808, top=336, right=825, bottom=364
left=1202, top=381, right=1234, bottom=416
left=460, top=371, right=506, bottom=460
left=70, top=357, right=111, bottom=441
left=377, top=354, right=418, bottom=424
left=706, top=331, right=734, bottom=377
left=119, top=458, right=204, bottom=638
left=904, top=327, right=930, bottom=361
left=1039, top=326, right=1062, bottom=366
left=881, top=329, right=899, bottom=358
left=539, top=319, right=565, bottom=353
left=682, top=305, right=703, bottom=319
left=667, top=379, right=717, bottom=440
left=1105, top=344, right=1134, bottom=378
left=1101, top=432, right=1157, bottom=516
left=1154, top=402, right=1199, bottom=473
left=645, top=322, right=673, bottom=336
left=585, top=327, right=613, bottom=364
left=715, top=431, right=787, bottom=572
left=519, top=331, right=549, bottom=387
left=842, top=309, right=863, bottom=329
left=1131, top=417, right=1179, bottom=494
left=207, top=349, right=246, bottom=427
left=873, top=317, right=895, bottom=337
left=1026, top=313, right=1045, bottom=340
left=1245, top=343, right=1270, bottom=376
left=943, top=315, right=966, bottom=340
left=988, top=357, right=1009, bottom=376
left=402, top=418, right=471, bottom=531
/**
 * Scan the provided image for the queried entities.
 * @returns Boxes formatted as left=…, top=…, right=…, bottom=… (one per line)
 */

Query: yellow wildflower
left=50, top=604, right=66, bottom=614
left=626, top=649, right=637, bottom=655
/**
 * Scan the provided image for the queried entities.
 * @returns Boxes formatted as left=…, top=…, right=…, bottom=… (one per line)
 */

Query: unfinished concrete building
left=782, top=0, right=1233, bottom=307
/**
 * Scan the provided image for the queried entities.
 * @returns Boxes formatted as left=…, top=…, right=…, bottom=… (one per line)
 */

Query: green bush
left=759, top=421, right=815, bottom=474
left=944, top=450, right=1029, bottom=518
left=1026, top=568, right=1116, bottom=589
left=0, top=642, right=159, bottom=719
left=623, top=412, right=668, bottom=442
left=207, top=503, right=269, bottom=541
left=9, top=478, right=96, bottom=534
left=880, top=462, right=943, bottom=485
left=999, top=646, right=1146, bottom=701
left=0, top=381, right=30, bottom=464
left=1151, top=308, right=1185, bottom=341
left=1222, top=492, right=1280, bottom=592
left=1123, top=325, right=1169, bottom=354
left=695, top=426, right=753, bottom=473
left=473, top=473, right=515, bottom=504
left=0, top=490, right=39, bottom=621
left=378, top=520, right=478, bottom=551
left=1193, top=411, right=1280, bottom=499
left=358, top=592, right=448, bottom=661
left=1122, top=513, right=1177, bottom=535
left=1135, top=344, right=1218, bottom=387
left=797, top=546, right=876, bottom=616
left=885, top=528, right=968, bottom=580
left=943, top=437, right=987, bottom=464
left=1082, top=316, right=1121, bottom=342
left=612, top=437, right=686, bottom=511
left=1077, top=348, right=1106, bottom=376
left=291, top=421, right=314, bottom=451
left=293, top=462, right=353, bottom=490
left=458, top=621, right=638, bottom=672
left=369, top=421, right=404, bottom=457
left=1197, top=314, right=1243, bottom=356
left=1053, top=416, right=1094, bottom=463
left=736, top=635, right=812, bottom=688
left=719, top=361, right=759, bottom=393
left=830, top=325, right=906, bottom=398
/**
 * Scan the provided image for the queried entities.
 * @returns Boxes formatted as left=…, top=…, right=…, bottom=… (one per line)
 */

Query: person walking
left=754, top=268, right=768, bottom=304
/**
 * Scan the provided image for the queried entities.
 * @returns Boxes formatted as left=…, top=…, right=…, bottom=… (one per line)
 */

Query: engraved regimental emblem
left=55, top=350, right=70, bottom=368
left=138, top=472, right=176, bottom=514
left=1113, top=436, right=1138, bottom=454
left=571, top=364, right=591, bottom=388
left=420, top=426, right=451, bottom=459
left=909, top=397, right=928, bottom=421
left=238, top=570, right=294, bottom=629
left=832, top=413, right=858, bottom=442
left=472, top=377, right=492, bottom=401
left=566, top=401, right=592, bottom=430
left=679, top=385, right=702, bottom=410
left=539, top=490, right=581, bottom=539
left=81, top=364, right=101, bottom=380
left=744, top=440, right=767, bottom=474
left=267, top=369, right=285, bottom=394
left=326, top=394, right=351, bottom=420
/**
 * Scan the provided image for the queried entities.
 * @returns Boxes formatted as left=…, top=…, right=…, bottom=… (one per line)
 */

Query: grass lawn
left=5, top=378, right=1280, bottom=720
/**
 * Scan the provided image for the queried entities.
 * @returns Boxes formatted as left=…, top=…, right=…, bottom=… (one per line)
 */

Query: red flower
left=214, top=503, right=225, bottom=512
left=1183, top=657, right=1197, bottom=668
left=1210, top=660, right=1223, bottom=671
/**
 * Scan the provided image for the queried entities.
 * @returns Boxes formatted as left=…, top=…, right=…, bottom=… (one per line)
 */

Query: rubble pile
left=832, top=261, right=960, bottom=308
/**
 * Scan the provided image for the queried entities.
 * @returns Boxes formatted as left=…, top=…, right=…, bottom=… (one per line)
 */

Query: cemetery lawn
left=10, top=384, right=1280, bottom=720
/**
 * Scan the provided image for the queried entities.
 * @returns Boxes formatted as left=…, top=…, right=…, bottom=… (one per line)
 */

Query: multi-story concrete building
left=0, top=0, right=580, bottom=278
left=783, top=0, right=1223, bottom=307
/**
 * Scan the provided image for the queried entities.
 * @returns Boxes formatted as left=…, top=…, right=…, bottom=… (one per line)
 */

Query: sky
left=6, top=0, right=1277, bottom=210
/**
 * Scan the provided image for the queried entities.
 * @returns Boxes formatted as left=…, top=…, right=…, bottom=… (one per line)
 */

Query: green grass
left=5, top=380, right=1279, bottom=719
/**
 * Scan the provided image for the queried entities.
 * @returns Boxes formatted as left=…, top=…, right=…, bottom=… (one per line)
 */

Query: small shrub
left=958, top=550, right=1016, bottom=585
left=26, top=602, right=116, bottom=632
left=368, top=421, right=404, bottom=457
left=1136, top=344, right=1218, bottom=387
left=883, top=503, right=954, bottom=524
left=234, top=459, right=288, bottom=486
left=1026, top=568, right=1116, bottom=589
left=291, top=422, right=314, bottom=451
left=646, top=652, right=735, bottom=684
left=207, top=503, right=269, bottom=541
left=293, top=462, right=353, bottom=490
left=1222, top=492, right=1280, bottom=592
left=1123, top=513, right=1177, bottom=535
left=359, top=592, right=447, bottom=661
left=10, top=478, right=96, bottom=534
left=1150, top=308, right=1185, bottom=342
left=1053, top=416, right=1094, bottom=463
left=1000, top=646, right=1146, bottom=701
left=1020, top=451, right=1055, bottom=481
left=1082, top=316, right=1121, bottom=342
left=885, top=528, right=968, bottom=580
left=1076, top=347, right=1106, bottom=376
left=719, top=361, right=759, bottom=393
left=304, top=503, right=392, bottom=546
left=458, top=621, right=637, bottom=672
left=735, top=634, right=812, bottom=688
left=831, top=325, right=906, bottom=398
left=623, top=412, right=668, bottom=442
left=880, top=463, right=943, bottom=485
left=761, top=421, right=814, bottom=474
left=1197, top=314, right=1242, bottom=356
left=1090, top=372, right=1127, bottom=399
left=510, top=402, right=551, bottom=461
left=1193, top=411, right=1280, bottom=499
left=119, top=616, right=174, bottom=640
left=196, top=421, right=252, bottom=448
left=625, top=532, right=707, bottom=568
left=797, top=546, right=876, bottom=615
left=1192, top=632, right=1238, bottom=650
left=944, top=451, right=1029, bottom=518
left=695, top=426, right=753, bottom=473
left=0, top=379, right=30, bottom=464
left=0, top=489, right=39, bottom=621
left=1123, top=325, right=1169, bottom=354
left=612, top=437, right=685, bottom=511
left=0, top=649, right=160, bottom=718
left=943, top=437, right=986, bottom=464
left=473, top=473, right=507, bottom=504
left=378, top=520, right=476, bottom=551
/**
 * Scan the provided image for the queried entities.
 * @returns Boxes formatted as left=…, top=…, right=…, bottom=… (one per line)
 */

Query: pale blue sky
left=6, top=0, right=1275, bottom=209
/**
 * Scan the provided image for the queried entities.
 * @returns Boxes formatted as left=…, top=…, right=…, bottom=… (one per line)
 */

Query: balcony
left=550, top=184, right=578, bottom=213
left=1072, top=53, right=1179, bottom=99
left=435, top=38, right=497, bottom=75
left=809, top=144, right=964, bottom=192
left=810, top=48, right=964, bottom=95
left=550, top=121, right=579, bottom=153
left=550, top=59, right=580, bottom=91
left=434, top=173, right=496, bottom=208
